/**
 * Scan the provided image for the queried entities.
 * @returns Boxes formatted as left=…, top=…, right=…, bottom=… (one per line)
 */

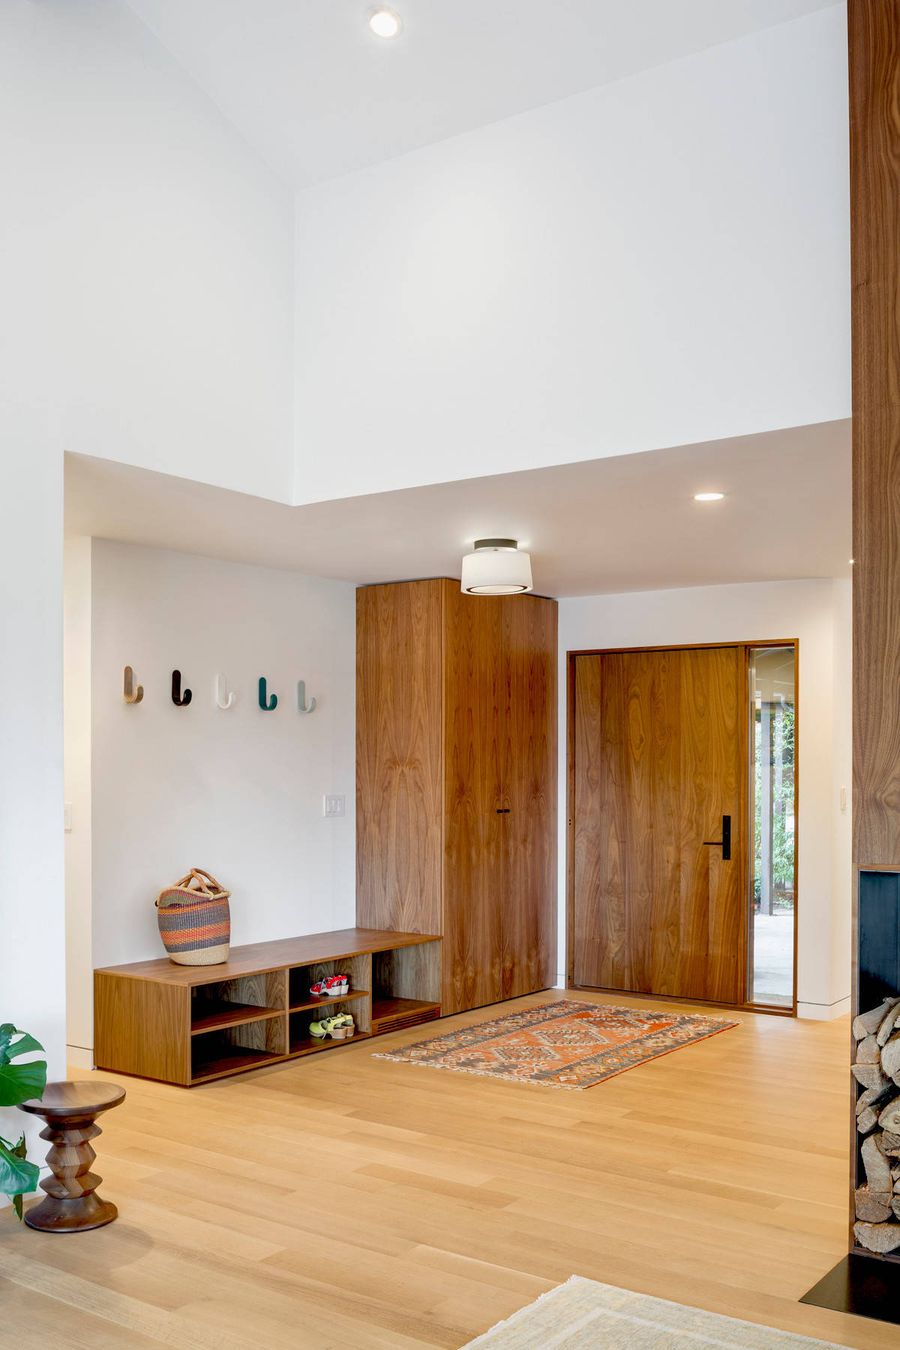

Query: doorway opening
left=747, top=644, right=797, bottom=1008
left=568, top=640, right=798, bottom=1013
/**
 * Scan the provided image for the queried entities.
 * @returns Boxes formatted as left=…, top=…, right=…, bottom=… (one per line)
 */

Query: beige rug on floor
left=463, top=1277, right=844, bottom=1349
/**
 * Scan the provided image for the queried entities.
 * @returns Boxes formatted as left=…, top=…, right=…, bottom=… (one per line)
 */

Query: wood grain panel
left=96, top=930, right=441, bottom=984
left=94, top=974, right=190, bottom=1085
left=356, top=582, right=444, bottom=933
left=678, top=647, right=744, bottom=1004
left=500, top=594, right=557, bottom=999
left=850, top=0, right=900, bottom=868
left=573, top=647, right=744, bottom=1004
left=442, top=582, right=504, bottom=1014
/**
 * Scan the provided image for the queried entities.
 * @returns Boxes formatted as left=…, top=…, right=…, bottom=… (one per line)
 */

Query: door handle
left=702, top=814, right=732, bottom=861
left=496, top=808, right=511, bottom=814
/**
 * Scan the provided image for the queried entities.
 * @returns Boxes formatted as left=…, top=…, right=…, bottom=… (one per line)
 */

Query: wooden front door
left=572, top=646, right=745, bottom=1004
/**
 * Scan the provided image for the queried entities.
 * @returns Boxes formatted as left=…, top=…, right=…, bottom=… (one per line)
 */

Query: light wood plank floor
left=1, top=990, right=888, bottom=1349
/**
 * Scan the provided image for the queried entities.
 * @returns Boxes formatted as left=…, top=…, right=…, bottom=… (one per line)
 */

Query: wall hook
left=215, top=674, right=236, bottom=710
left=297, top=680, right=317, bottom=714
left=258, top=676, right=278, bottom=711
left=171, top=669, right=192, bottom=706
left=123, top=666, right=144, bottom=704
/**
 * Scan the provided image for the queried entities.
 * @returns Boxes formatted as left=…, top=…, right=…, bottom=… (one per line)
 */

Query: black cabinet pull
left=496, top=808, right=510, bottom=814
left=702, top=814, right=732, bottom=861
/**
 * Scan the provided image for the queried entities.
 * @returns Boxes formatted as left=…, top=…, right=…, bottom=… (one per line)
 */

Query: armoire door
left=500, top=596, right=557, bottom=1000
left=572, top=646, right=744, bottom=1004
left=443, top=587, right=504, bottom=1014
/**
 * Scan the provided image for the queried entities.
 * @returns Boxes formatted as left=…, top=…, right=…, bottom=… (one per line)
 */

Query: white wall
left=0, top=0, right=294, bottom=502
left=558, top=578, right=852, bottom=1019
left=0, top=0, right=297, bottom=1141
left=293, top=6, right=849, bottom=503
left=66, top=540, right=356, bottom=1049
left=64, top=538, right=94, bottom=1064
left=0, top=434, right=66, bottom=1184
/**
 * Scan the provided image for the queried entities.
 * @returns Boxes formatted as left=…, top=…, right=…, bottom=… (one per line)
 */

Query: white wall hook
left=215, top=673, right=236, bottom=709
left=123, top=665, right=144, bottom=704
left=297, top=680, right=317, bottom=714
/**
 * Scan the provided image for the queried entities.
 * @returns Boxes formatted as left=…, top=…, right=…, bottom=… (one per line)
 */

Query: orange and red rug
left=375, top=999, right=738, bottom=1089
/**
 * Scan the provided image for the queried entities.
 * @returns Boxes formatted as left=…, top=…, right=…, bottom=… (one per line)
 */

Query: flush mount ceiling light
left=461, top=539, right=533, bottom=596
left=369, top=7, right=402, bottom=38
left=693, top=491, right=725, bottom=502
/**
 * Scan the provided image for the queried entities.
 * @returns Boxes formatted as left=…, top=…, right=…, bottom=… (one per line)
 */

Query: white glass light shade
left=369, top=8, right=402, bottom=37
left=460, top=540, right=533, bottom=595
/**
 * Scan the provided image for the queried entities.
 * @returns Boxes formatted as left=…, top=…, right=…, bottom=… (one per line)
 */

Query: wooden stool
left=18, top=1081, right=125, bottom=1233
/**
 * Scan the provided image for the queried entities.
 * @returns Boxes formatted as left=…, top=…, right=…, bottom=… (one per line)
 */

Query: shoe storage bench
left=94, top=928, right=441, bottom=1086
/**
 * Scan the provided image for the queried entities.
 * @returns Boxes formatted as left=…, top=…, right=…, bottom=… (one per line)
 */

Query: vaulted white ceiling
left=124, top=0, right=840, bottom=185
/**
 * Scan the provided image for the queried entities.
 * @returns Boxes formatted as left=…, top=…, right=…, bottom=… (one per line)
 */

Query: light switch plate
left=323, top=794, right=345, bottom=818
left=64, top=802, right=73, bottom=832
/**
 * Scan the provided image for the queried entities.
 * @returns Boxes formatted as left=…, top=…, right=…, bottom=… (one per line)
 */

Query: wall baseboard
left=797, top=996, right=851, bottom=1022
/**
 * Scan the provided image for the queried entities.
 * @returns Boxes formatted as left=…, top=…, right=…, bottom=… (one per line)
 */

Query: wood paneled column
left=851, top=0, right=900, bottom=866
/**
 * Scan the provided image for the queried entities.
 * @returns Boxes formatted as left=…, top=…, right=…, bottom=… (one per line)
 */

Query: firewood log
left=856, top=1186, right=893, bottom=1222
left=878, top=1003, right=900, bottom=1047
left=879, top=1100, right=900, bottom=1135
left=857, top=1034, right=882, bottom=1064
left=854, top=999, right=900, bottom=1041
left=853, top=1064, right=889, bottom=1090
left=857, top=1083, right=892, bottom=1115
left=862, top=1134, right=893, bottom=1193
left=883, top=1035, right=900, bottom=1085
left=855, top=1220, right=900, bottom=1253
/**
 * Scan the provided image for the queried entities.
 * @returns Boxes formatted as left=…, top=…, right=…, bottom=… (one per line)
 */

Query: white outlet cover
left=324, top=794, right=345, bottom=818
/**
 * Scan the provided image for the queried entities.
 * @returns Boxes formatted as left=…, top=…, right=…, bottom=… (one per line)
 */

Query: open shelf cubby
left=95, top=929, right=442, bottom=1086
left=288, top=953, right=370, bottom=1011
left=190, top=969, right=286, bottom=1034
left=191, top=1015, right=287, bottom=1083
left=372, top=944, right=441, bottom=1033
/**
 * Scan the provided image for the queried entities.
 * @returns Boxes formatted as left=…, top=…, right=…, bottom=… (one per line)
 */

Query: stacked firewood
left=853, top=997, right=900, bottom=1252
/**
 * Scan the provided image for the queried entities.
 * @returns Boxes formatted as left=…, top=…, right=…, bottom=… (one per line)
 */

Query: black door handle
left=496, top=808, right=510, bottom=814
left=702, top=814, right=731, bottom=861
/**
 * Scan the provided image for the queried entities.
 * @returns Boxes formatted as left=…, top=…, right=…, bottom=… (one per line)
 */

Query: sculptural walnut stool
left=18, top=1081, right=125, bottom=1232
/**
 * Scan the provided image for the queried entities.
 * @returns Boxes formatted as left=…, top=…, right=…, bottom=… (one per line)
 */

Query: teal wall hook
left=297, top=680, right=317, bottom=714
left=258, top=676, right=278, bottom=711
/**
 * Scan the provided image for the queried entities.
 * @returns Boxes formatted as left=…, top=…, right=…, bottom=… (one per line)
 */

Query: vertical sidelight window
left=747, top=644, right=797, bottom=1008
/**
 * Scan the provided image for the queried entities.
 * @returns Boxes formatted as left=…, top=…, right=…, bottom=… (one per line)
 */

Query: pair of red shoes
left=309, top=973, right=350, bottom=999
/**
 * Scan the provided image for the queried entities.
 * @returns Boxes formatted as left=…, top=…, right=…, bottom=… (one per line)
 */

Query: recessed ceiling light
left=693, top=491, right=725, bottom=502
left=369, top=7, right=402, bottom=38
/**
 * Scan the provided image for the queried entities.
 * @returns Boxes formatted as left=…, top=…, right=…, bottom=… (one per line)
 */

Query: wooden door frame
left=565, top=639, right=799, bottom=1016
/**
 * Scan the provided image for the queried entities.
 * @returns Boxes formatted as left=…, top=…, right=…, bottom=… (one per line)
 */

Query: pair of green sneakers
left=309, top=1013, right=355, bottom=1041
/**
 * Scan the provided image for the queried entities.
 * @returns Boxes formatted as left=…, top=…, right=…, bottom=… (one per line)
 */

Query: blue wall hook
left=171, top=670, right=192, bottom=706
left=258, top=676, right=278, bottom=711
left=297, top=680, right=317, bottom=714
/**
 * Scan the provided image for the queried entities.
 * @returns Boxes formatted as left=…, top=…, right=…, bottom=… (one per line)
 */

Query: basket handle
left=158, top=868, right=229, bottom=903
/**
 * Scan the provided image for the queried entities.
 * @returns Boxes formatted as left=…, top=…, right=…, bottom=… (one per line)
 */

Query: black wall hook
left=171, top=670, right=192, bottom=706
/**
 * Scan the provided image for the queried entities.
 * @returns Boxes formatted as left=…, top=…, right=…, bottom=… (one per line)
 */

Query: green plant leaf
left=0, top=1057, right=47, bottom=1108
left=0, top=1025, right=45, bottom=1065
left=0, top=1135, right=39, bottom=1206
left=2, top=1032, right=44, bottom=1060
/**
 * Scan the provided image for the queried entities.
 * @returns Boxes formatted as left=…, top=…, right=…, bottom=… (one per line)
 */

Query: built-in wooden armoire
left=356, top=578, right=557, bottom=1015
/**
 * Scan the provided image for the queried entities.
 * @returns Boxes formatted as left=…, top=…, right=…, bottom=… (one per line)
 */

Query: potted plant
left=0, top=1023, right=47, bottom=1219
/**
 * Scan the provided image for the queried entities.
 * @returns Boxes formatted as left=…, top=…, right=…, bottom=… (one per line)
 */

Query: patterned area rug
left=463, top=1276, right=843, bottom=1348
left=374, top=999, right=737, bottom=1090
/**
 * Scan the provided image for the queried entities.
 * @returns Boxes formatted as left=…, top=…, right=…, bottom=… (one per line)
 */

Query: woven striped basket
left=156, top=868, right=231, bottom=966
